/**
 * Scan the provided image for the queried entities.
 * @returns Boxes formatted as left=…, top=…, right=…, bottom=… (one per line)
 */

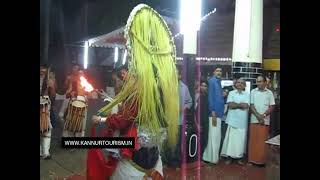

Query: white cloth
left=110, top=155, right=163, bottom=180
left=106, top=87, right=116, bottom=98
left=221, top=125, right=247, bottom=159
left=55, top=93, right=66, bottom=100
left=202, top=117, right=221, bottom=164
left=111, top=105, right=119, bottom=114
left=250, top=88, right=275, bottom=125
left=40, top=96, right=52, bottom=157
left=77, top=95, right=86, bottom=102
left=40, top=106, right=52, bottom=156
left=40, top=128, right=52, bottom=156
left=59, top=98, right=70, bottom=119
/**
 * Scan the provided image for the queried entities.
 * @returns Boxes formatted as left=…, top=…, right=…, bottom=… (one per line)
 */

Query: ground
left=40, top=99, right=266, bottom=180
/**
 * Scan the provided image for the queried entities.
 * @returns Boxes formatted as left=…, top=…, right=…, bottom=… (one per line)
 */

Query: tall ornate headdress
left=97, top=4, right=179, bottom=147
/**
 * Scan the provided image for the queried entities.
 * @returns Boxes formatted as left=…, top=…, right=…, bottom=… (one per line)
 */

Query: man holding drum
left=40, top=64, right=55, bottom=159
left=61, top=64, right=89, bottom=138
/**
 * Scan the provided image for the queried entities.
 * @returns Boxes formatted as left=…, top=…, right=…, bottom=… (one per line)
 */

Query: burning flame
left=80, top=76, right=94, bottom=92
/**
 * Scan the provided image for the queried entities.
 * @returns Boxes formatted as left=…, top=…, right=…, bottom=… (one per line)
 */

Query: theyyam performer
left=87, top=4, right=179, bottom=180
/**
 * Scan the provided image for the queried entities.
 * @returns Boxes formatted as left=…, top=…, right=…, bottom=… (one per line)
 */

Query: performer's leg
left=75, top=131, right=83, bottom=137
left=40, top=137, right=43, bottom=157
left=59, top=98, right=70, bottom=121
left=42, top=129, right=52, bottom=159
left=154, top=155, right=164, bottom=176
left=82, top=109, right=87, bottom=136
left=42, top=108, right=52, bottom=159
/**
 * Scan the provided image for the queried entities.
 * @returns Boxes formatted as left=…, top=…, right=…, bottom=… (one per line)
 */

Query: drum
left=64, top=98, right=87, bottom=133
left=40, top=97, right=50, bottom=134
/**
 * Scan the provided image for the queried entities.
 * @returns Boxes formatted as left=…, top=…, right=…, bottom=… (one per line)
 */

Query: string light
left=177, top=57, right=232, bottom=61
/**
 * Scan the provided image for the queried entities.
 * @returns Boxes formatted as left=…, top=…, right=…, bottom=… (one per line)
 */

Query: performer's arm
left=94, top=102, right=138, bottom=130
left=48, top=79, right=56, bottom=97
left=66, top=86, right=74, bottom=97
left=64, top=76, right=71, bottom=91
left=105, top=104, right=138, bottom=130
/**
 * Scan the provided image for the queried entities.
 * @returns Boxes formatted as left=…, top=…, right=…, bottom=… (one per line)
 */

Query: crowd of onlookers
left=165, top=66, right=277, bottom=167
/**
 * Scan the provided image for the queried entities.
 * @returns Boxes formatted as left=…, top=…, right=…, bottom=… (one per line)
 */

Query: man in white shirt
left=221, top=78, right=250, bottom=165
left=248, top=75, right=275, bottom=165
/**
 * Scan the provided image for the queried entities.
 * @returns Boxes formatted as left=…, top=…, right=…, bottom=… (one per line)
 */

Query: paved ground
left=48, top=160, right=266, bottom=180
left=40, top=99, right=266, bottom=180
left=163, top=161, right=265, bottom=180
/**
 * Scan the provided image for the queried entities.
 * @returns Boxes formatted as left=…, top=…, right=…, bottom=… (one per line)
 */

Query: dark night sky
left=41, top=0, right=279, bottom=45
left=41, top=0, right=179, bottom=44
left=40, top=0, right=279, bottom=64
left=40, top=0, right=223, bottom=46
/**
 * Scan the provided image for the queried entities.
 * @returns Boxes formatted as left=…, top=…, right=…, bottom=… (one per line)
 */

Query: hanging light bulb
left=122, top=50, right=127, bottom=65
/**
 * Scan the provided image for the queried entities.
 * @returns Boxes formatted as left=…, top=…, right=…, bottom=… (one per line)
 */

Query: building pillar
left=232, top=0, right=263, bottom=88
